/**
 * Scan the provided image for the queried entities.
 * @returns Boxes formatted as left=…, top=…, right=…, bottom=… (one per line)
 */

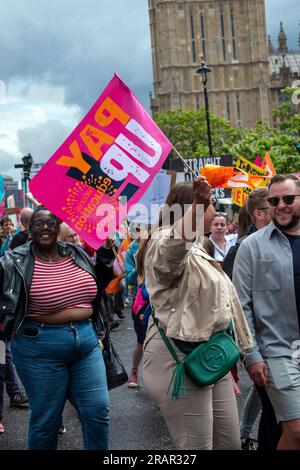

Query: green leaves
left=154, top=90, right=300, bottom=174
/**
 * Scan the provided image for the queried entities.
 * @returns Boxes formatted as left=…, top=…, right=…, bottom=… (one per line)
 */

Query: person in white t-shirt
left=209, top=212, right=237, bottom=264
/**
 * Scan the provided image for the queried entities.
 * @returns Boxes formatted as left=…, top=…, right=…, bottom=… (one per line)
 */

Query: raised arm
left=25, top=192, right=40, bottom=208
left=146, top=176, right=212, bottom=284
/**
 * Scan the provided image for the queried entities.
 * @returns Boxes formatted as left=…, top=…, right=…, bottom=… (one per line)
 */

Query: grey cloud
left=0, top=119, right=71, bottom=186
left=0, top=149, right=19, bottom=173
left=0, top=0, right=298, bottom=115
left=17, top=120, right=70, bottom=164
left=0, top=0, right=152, bottom=111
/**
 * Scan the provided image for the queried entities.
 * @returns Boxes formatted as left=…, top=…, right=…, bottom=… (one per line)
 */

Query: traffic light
left=22, top=154, right=33, bottom=180
left=14, top=153, right=33, bottom=181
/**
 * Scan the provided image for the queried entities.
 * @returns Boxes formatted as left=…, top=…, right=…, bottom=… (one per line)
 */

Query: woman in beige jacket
left=137, top=176, right=253, bottom=450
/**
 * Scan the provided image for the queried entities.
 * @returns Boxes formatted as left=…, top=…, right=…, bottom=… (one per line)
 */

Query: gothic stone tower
left=149, top=0, right=271, bottom=127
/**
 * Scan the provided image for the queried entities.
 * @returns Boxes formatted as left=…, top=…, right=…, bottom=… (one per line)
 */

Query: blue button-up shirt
left=233, top=221, right=299, bottom=367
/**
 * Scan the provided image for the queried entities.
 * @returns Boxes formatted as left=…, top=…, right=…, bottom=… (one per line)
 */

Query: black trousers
left=256, top=385, right=282, bottom=450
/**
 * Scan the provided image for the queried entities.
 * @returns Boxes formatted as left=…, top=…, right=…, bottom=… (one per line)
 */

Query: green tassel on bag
left=169, top=362, right=186, bottom=400
left=153, top=317, right=188, bottom=400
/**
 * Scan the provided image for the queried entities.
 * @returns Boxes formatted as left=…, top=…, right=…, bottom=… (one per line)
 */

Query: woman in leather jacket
left=0, top=207, right=109, bottom=450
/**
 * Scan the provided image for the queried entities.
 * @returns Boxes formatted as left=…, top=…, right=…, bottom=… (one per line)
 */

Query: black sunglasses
left=31, top=219, right=58, bottom=229
left=267, top=195, right=300, bottom=207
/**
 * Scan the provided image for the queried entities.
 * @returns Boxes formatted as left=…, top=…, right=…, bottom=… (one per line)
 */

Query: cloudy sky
left=0, top=0, right=299, bottom=182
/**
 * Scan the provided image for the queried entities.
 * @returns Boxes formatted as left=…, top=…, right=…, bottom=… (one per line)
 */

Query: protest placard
left=127, top=170, right=173, bottom=224
left=30, top=74, right=172, bottom=249
left=231, top=156, right=269, bottom=207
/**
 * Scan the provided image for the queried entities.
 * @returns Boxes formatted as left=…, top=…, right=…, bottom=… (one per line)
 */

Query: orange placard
left=200, top=165, right=238, bottom=187
left=262, top=151, right=276, bottom=177
left=105, top=275, right=124, bottom=295
left=200, top=164, right=268, bottom=189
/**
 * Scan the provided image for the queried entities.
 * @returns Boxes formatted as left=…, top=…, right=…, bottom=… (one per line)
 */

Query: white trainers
left=128, top=368, right=138, bottom=388
left=58, top=424, right=67, bottom=435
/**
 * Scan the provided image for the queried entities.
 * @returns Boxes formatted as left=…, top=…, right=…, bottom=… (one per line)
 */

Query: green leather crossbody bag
left=154, top=316, right=240, bottom=400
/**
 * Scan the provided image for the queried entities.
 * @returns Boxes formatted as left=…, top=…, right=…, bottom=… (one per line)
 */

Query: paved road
left=0, top=308, right=258, bottom=450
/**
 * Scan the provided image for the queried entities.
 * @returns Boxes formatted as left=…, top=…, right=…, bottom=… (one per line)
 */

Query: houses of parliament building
left=148, top=0, right=300, bottom=128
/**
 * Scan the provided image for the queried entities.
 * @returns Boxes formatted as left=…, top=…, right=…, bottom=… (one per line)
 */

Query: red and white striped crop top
left=27, top=257, right=98, bottom=316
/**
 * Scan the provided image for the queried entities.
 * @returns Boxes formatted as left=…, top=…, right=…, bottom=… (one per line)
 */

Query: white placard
left=128, top=170, right=172, bottom=224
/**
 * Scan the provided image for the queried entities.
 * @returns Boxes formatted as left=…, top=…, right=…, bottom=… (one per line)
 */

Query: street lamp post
left=196, top=61, right=213, bottom=157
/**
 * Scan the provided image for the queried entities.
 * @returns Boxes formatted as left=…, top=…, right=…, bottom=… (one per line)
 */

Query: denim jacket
left=125, top=240, right=139, bottom=296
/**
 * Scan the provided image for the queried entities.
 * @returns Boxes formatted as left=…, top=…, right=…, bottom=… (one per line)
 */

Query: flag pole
left=173, top=147, right=198, bottom=178
left=111, top=245, right=118, bottom=258
left=111, top=239, right=124, bottom=274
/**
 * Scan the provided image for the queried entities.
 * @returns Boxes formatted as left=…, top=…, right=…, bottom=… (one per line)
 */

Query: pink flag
left=253, top=155, right=262, bottom=167
left=29, top=74, right=172, bottom=249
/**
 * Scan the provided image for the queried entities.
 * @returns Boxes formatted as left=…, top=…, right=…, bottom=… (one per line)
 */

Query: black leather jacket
left=0, top=241, right=106, bottom=341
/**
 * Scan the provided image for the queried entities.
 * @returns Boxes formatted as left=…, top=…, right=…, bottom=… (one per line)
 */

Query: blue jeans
left=11, top=319, right=109, bottom=450
left=0, top=342, right=22, bottom=420
left=240, top=385, right=261, bottom=438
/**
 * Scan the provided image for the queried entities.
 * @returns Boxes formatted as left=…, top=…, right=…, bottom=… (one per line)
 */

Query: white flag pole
left=172, top=147, right=198, bottom=178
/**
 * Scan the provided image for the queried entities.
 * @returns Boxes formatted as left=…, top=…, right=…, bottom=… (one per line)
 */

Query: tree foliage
left=272, top=87, right=298, bottom=129
left=154, top=90, right=300, bottom=174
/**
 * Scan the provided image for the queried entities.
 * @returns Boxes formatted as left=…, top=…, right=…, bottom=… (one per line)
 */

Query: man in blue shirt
left=233, top=174, right=300, bottom=450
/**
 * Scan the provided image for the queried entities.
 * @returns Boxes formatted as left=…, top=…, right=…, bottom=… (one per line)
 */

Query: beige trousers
left=143, top=329, right=241, bottom=450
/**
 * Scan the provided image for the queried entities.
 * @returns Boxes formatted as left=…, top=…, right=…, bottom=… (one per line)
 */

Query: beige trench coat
left=144, top=222, right=253, bottom=352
